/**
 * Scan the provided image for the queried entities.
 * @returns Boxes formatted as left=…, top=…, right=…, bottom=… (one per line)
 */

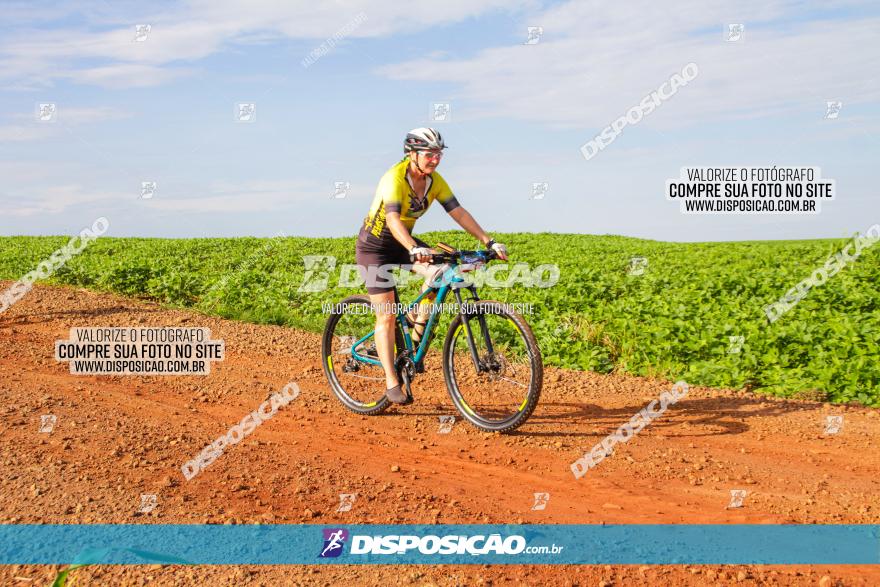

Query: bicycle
left=321, top=242, right=543, bottom=433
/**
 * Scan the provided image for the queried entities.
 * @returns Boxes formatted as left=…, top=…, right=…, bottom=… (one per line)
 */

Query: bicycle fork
left=453, top=286, right=495, bottom=373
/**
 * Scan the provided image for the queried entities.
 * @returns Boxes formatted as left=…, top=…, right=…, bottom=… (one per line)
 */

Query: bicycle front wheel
left=442, top=300, right=542, bottom=433
left=322, top=295, right=405, bottom=415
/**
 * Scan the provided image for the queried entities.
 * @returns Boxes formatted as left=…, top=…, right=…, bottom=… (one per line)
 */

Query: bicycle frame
left=349, top=257, right=495, bottom=372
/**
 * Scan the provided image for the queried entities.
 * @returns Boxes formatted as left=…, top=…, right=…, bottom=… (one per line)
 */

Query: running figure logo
left=337, top=493, right=356, bottom=513
left=824, top=101, right=842, bottom=120
left=531, top=492, right=550, bottom=511
left=39, top=414, right=57, bottom=433
left=319, top=528, right=349, bottom=558
left=141, top=181, right=157, bottom=199
left=524, top=26, right=543, bottom=45
left=627, top=257, right=648, bottom=276
left=138, top=494, right=158, bottom=514
left=726, top=24, right=744, bottom=42
left=824, top=415, right=843, bottom=435
left=727, top=489, right=747, bottom=509
left=438, top=415, right=456, bottom=434
left=727, top=335, right=745, bottom=354
left=430, top=102, right=451, bottom=122
left=37, top=103, right=57, bottom=122
left=530, top=182, right=549, bottom=200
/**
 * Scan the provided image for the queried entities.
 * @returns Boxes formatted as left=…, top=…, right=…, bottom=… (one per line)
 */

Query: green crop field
left=1, top=232, right=878, bottom=405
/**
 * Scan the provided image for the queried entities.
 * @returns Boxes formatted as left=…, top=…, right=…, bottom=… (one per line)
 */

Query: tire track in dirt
left=1, top=282, right=878, bottom=585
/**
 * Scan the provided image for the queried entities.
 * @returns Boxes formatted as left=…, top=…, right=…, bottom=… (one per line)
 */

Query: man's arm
left=448, top=206, right=490, bottom=245
left=387, top=212, right=433, bottom=263
left=448, top=207, right=508, bottom=260
left=386, top=212, right=419, bottom=251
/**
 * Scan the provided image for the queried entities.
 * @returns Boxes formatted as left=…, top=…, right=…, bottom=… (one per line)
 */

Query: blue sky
left=0, top=0, right=878, bottom=242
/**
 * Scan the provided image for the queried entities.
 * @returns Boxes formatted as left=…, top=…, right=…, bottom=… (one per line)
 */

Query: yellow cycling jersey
left=361, top=157, right=461, bottom=247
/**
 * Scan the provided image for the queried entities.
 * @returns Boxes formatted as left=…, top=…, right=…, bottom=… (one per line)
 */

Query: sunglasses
left=418, top=150, right=444, bottom=160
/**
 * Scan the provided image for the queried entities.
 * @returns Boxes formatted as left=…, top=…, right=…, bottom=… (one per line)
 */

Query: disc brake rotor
left=482, top=352, right=509, bottom=381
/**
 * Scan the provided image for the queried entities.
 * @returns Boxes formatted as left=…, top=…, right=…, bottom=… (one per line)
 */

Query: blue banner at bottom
left=0, top=524, right=878, bottom=565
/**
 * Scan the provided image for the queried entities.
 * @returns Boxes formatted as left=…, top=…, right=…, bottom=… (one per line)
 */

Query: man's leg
left=405, top=262, right=443, bottom=342
left=368, top=290, right=399, bottom=390
left=356, top=247, right=408, bottom=404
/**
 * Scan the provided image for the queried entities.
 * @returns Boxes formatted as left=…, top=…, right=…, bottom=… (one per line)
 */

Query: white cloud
left=133, top=179, right=323, bottom=212
left=0, top=161, right=65, bottom=183
left=0, top=106, right=134, bottom=142
left=68, top=63, right=194, bottom=89
left=0, top=125, right=55, bottom=142
left=377, top=0, right=880, bottom=129
left=0, top=177, right=325, bottom=217
left=10, top=106, right=134, bottom=125
left=0, top=0, right=533, bottom=89
left=0, top=184, right=122, bottom=216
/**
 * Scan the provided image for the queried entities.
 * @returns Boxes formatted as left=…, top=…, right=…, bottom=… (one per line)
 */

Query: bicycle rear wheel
left=321, top=295, right=405, bottom=415
left=442, top=300, right=542, bottom=433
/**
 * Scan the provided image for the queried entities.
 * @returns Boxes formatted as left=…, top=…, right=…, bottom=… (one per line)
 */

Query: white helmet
left=403, top=127, right=446, bottom=153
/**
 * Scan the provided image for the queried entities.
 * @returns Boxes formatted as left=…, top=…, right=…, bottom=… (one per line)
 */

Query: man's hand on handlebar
left=486, top=239, right=508, bottom=261
left=409, top=242, right=507, bottom=264
left=409, top=245, right=434, bottom=264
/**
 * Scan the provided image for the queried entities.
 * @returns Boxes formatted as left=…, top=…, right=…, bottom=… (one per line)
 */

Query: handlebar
left=409, top=246, right=499, bottom=265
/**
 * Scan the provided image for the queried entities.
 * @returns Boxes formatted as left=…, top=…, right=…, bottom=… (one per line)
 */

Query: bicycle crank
left=396, top=355, right=416, bottom=405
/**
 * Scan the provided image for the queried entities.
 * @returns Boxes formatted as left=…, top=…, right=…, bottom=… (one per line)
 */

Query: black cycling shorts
left=355, top=229, right=430, bottom=295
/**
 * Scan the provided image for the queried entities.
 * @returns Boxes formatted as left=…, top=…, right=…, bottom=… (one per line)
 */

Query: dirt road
left=1, top=283, right=878, bottom=585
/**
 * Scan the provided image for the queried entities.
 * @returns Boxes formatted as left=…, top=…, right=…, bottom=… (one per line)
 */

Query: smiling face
left=409, top=149, right=443, bottom=174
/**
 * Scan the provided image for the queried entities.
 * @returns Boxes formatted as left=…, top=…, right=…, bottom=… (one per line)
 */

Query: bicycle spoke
left=342, top=373, right=384, bottom=381
left=447, top=308, right=534, bottom=424
left=497, top=375, right=527, bottom=388
left=324, top=300, right=395, bottom=408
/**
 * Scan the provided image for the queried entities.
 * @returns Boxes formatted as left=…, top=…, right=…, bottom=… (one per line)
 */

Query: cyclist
left=356, top=127, right=508, bottom=404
